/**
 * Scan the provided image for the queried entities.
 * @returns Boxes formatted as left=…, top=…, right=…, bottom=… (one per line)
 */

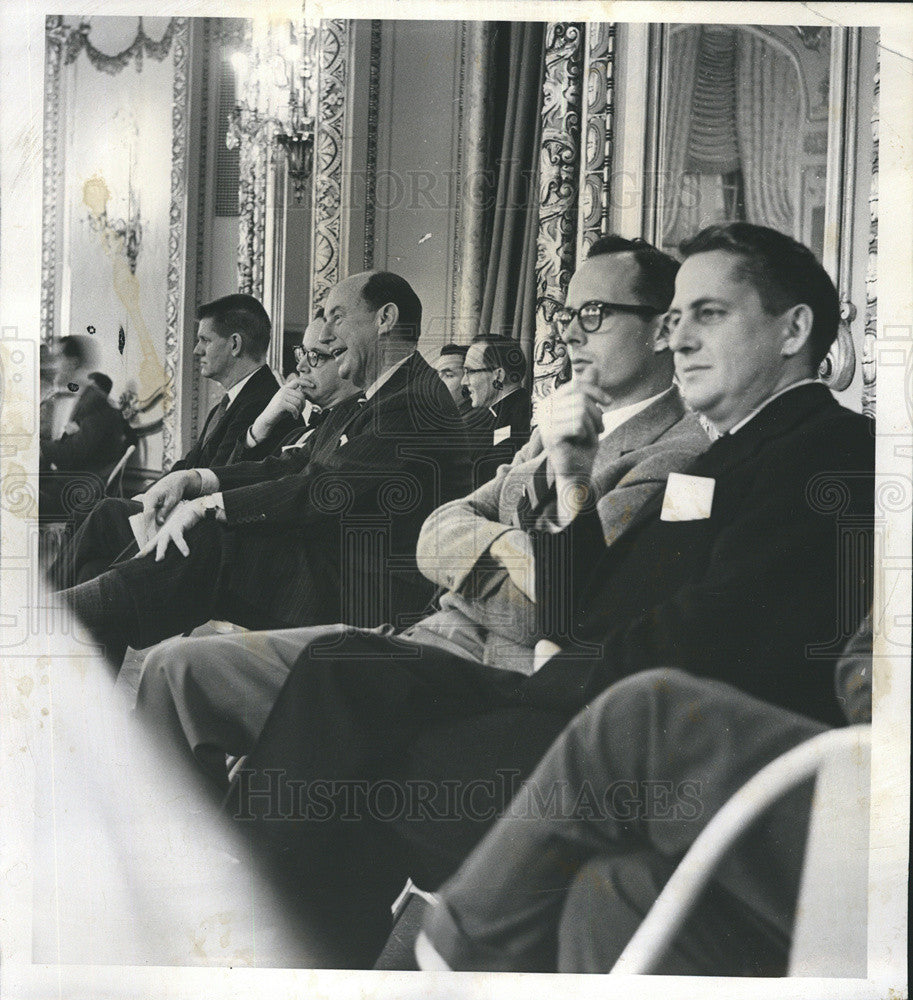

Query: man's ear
left=376, top=302, right=399, bottom=336
left=650, top=313, right=671, bottom=353
left=230, top=332, right=244, bottom=357
left=780, top=303, right=814, bottom=358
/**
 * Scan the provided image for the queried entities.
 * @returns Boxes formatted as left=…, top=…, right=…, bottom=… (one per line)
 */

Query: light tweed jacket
left=413, top=386, right=710, bottom=674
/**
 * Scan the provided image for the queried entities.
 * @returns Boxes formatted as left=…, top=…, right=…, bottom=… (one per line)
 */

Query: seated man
left=431, top=343, right=474, bottom=417
left=39, top=336, right=129, bottom=518
left=55, top=271, right=471, bottom=671
left=418, top=617, right=873, bottom=974
left=225, top=311, right=358, bottom=462
left=220, top=224, right=873, bottom=967
left=170, top=293, right=285, bottom=472
left=134, top=235, right=708, bottom=941
left=461, top=333, right=532, bottom=485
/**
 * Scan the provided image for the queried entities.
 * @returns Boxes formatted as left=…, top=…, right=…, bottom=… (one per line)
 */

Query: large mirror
left=647, top=24, right=873, bottom=397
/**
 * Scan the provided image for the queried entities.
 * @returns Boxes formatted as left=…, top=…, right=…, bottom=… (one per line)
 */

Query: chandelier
left=226, top=18, right=315, bottom=201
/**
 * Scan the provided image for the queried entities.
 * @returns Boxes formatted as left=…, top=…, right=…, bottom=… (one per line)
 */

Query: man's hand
left=139, top=469, right=202, bottom=535
left=250, top=375, right=312, bottom=443
left=538, top=379, right=610, bottom=480
left=136, top=497, right=205, bottom=562
left=63, top=420, right=80, bottom=435
left=489, top=529, right=536, bottom=603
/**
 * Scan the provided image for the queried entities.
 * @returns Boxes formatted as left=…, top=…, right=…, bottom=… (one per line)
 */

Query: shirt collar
left=224, top=364, right=263, bottom=406
left=488, top=386, right=522, bottom=417
left=599, top=390, right=667, bottom=440
left=726, top=378, right=821, bottom=436
left=363, top=352, right=414, bottom=401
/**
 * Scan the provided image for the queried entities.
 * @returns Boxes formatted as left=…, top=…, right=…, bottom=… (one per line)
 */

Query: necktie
left=200, top=395, right=229, bottom=444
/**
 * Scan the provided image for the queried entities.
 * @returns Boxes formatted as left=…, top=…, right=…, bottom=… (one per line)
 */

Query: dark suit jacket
left=526, top=383, right=875, bottom=725
left=172, top=364, right=280, bottom=471
left=40, top=383, right=127, bottom=472
left=209, top=352, right=472, bottom=628
left=466, top=386, right=532, bottom=487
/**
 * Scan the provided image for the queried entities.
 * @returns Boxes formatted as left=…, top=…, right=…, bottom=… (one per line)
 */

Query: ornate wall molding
left=309, top=19, right=349, bottom=310
left=532, top=22, right=584, bottom=410
left=862, top=56, right=878, bottom=419
left=363, top=19, right=382, bottom=271
left=577, top=23, right=616, bottom=259
left=162, top=17, right=191, bottom=471
left=56, top=16, right=176, bottom=75
left=188, top=18, right=213, bottom=447
left=41, top=16, right=66, bottom=344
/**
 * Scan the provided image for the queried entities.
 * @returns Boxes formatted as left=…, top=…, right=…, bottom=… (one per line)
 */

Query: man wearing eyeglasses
left=55, top=271, right=471, bottom=677
left=214, top=225, right=872, bottom=968
left=227, top=311, right=359, bottom=462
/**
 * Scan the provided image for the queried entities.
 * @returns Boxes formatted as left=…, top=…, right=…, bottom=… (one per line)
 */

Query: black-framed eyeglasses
left=294, top=346, right=335, bottom=368
left=552, top=300, right=661, bottom=334
left=462, top=366, right=495, bottom=377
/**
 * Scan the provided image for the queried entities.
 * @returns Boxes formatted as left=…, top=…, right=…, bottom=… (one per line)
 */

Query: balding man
left=57, top=271, right=470, bottom=671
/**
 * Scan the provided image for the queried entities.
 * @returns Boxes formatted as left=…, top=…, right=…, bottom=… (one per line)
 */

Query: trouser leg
left=58, top=518, right=228, bottom=672
left=227, top=632, right=521, bottom=967
left=424, top=668, right=824, bottom=971
left=49, top=497, right=141, bottom=589
left=556, top=853, right=789, bottom=975
left=135, top=625, right=351, bottom=792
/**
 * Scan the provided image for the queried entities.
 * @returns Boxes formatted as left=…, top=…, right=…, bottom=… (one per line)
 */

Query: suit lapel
left=331, top=352, right=420, bottom=442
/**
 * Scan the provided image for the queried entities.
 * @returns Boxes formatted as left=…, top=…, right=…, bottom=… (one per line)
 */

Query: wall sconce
left=225, top=18, right=315, bottom=201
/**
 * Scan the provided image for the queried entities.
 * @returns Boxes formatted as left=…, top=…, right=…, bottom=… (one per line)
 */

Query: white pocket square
left=338, top=434, right=348, bottom=447
left=493, top=424, right=511, bottom=445
left=660, top=472, right=715, bottom=521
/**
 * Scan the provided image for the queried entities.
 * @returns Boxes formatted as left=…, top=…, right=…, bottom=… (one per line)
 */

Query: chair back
left=104, top=443, right=136, bottom=494
left=611, top=726, right=871, bottom=976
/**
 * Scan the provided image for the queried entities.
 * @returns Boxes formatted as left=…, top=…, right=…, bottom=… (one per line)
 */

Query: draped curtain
left=662, top=26, right=802, bottom=245
left=735, top=33, right=802, bottom=235
left=478, top=22, right=546, bottom=364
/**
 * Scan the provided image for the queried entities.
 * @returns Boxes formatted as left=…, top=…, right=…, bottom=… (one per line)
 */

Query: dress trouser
left=49, top=496, right=141, bottom=588
left=135, top=625, right=364, bottom=791
left=57, top=504, right=294, bottom=670
left=224, top=629, right=562, bottom=968
left=422, top=668, right=825, bottom=973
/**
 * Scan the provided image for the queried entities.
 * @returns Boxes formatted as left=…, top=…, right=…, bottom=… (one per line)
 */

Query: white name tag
left=660, top=472, right=715, bottom=521
left=493, top=424, right=511, bottom=445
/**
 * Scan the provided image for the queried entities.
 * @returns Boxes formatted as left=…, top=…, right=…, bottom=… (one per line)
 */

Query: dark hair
left=197, top=293, right=271, bottom=360
left=679, top=223, right=839, bottom=366
left=57, top=335, right=95, bottom=367
left=439, top=343, right=468, bottom=361
left=587, top=234, right=680, bottom=312
left=360, top=272, right=423, bottom=341
left=471, top=334, right=527, bottom=386
left=88, top=371, right=113, bottom=395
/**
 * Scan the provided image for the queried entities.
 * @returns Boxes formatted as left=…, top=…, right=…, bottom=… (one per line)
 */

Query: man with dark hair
left=129, top=236, right=707, bottom=963
left=222, top=223, right=872, bottom=967
left=39, top=338, right=128, bottom=518
left=432, top=343, right=472, bottom=413
left=171, top=293, right=283, bottom=472
left=461, top=333, right=532, bottom=484
left=55, top=271, right=470, bottom=676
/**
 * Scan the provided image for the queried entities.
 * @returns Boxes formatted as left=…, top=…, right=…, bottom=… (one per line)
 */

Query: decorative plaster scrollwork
left=533, top=22, right=584, bottom=410
left=58, top=17, right=177, bottom=75
left=162, top=18, right=190, bottom=471
left=819, top=299, right=858, bottom=392
left=41, top=16, right=66, bottom=343
left=578, top=23, right=616, bottom=258
left=364, top=20, right=382, bottom=271
left=862, top=60, right=878, bottom=420
left=310, top=20, right=349, bottom=310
